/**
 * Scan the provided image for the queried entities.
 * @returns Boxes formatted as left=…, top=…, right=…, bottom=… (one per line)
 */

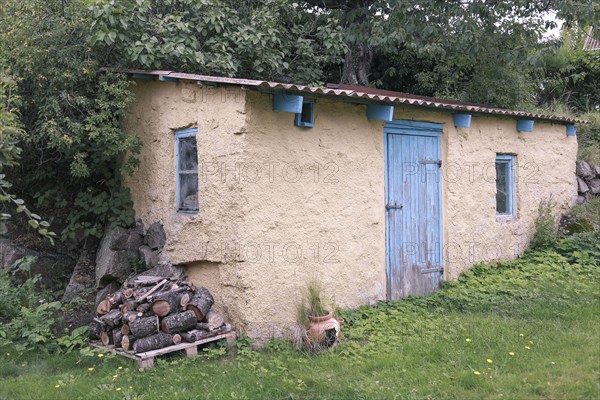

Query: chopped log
left=180, top=329, right=212, bottom=342
left=133, top=332, right=173, bottom=353
left=136, top=302, right=151, bottom=314
left=203, top=311, right=225, bottom=330
left=101, top=309, right=123, bottom=328
left=136, top=278, right=167, bottom=303
left=129, top=315, right=159, bottom=339
left=108, top=290, right=125, bottom=306
left=121, top=334, right=133, bottom=351
left=180, top=292, right=191, bottom=308
left=121, top=324, right=130, bottom=335
left=151, top=290, right=184, bottom=317
left=130, top=275, right=165, bottom=287
left=96, top=299, right=111, bottom=315
left=113, top=330, right=124, bottom=348
left=124, top=288, right=134, bottom=298
left=89, top=320, right=104, bottom=340
left=186, top=287, right=214, bottom=321
left=100, top=329, right=113, bottom=346
left=122, top=311, right=142, bottom=324
left=121, top=300, right=138, bottom=313
left=172, top=334, right=182, bottom=345
left=160, top=310, right=197, bottom=333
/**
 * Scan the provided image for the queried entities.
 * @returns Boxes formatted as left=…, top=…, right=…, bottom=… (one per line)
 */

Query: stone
left=588, top=178, right=600, bottom=195
left=576, top=160, right=595, bottom=180
left=595, top=164, right=600, bottom=177
left=111, top=229, right=143, bottom=252
left=95, top=281, right=121, bottom=306
left=0, top=239, right=73, bottom=276
left=575, top=195, right=586, bottom=205
left=144, top=222, right=166, bottom=250
left=577, top=176, right=589, bottom=193
left=95, top=227, right=133, bottom=287
left=139, top=245, right=158, bottom=268
left=137, top=263, right=184, bottom=279
left=134, top=219, right=145, bottom=236
left=62, top=249, right=95, bottom=302
left=108, top=226, right=129, bottom=251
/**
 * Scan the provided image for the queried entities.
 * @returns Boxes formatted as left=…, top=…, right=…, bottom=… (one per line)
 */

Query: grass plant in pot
left=297, top=279, right=342, bottom=351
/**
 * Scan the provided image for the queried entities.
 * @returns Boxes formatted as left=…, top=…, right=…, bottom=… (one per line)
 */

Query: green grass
left=0, top=240, right=599, bottom=400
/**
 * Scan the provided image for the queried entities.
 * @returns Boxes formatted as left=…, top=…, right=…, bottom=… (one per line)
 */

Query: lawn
left=0, top=235, right=598, bottom=400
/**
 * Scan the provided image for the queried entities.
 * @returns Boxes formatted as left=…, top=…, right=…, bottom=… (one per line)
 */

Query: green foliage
left=296, top=278, right=328, bottom=328
left=0, top=0, right=142, bottom=240
left=88, top=0, right=346, bottom=85
left=56, top=326, right=90, bottom=354
left=0, top=261, right=61, bottom=355
left=530, top=197, right=559, bottom=251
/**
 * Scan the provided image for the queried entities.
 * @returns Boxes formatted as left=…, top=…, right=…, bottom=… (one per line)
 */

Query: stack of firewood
left=89, top=276, right=230, bottom=353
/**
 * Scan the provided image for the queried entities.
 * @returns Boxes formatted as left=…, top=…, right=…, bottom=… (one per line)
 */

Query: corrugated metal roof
left=103, top=68, right=585, bottom=124
left=583, top=28, right=600, bottom=51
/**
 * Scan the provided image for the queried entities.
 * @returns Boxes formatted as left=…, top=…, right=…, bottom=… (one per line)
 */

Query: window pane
left=179, top=173, right=198, bottom=211
left=301, top=103, right=312, bottom=124
left=179, top=136, right=198, bottom=171
left=496, top=162, right=508, bottom=214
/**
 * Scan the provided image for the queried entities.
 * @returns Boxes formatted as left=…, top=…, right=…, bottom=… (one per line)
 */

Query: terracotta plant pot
left=304, top=311, right=343, bottom=349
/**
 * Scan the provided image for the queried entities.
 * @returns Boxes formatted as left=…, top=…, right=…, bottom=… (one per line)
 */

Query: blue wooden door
left=385, top=120, right=443, bottom=300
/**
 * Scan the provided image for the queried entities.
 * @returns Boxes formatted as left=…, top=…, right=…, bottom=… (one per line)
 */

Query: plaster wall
left=123, top=80, right=578, bottom=339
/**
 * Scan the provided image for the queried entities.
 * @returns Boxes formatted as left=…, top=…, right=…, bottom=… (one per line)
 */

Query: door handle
left=386, top=204, right=403, bottom=210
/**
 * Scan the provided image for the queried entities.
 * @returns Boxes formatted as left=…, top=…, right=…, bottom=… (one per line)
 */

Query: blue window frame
left=495, top=154, right=516, bottom=218
left=175, top=128, right=199, bottom=213
left=294, top=100, right=314, bottom=128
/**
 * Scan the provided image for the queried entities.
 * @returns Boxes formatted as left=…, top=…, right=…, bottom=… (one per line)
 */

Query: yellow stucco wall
left=123, top=80, right=578, bottom=340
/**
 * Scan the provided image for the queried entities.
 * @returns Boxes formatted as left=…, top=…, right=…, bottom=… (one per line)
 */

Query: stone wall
left=575, top=160, right=600, bottom=203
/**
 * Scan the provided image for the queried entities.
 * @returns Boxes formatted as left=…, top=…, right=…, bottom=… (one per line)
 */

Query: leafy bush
left=529, top=197, right=559, bottom=251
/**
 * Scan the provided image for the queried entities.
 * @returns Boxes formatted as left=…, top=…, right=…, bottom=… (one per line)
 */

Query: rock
left=576, top=160, right=595, bottom=180
left=144, top=222, right=166, bottom=250
left=134, top=219, right=145, bottom=236
left=110, top=228, right=143, bottom=252
left=588, top=178, right=600, bottom=195
left=595, top=164, right=600, bottom=177
left=95, top=227, right=133, bottom=287
left=0, top=239, right=73, bottom=276
left=137, top=263, right=184, bottom=279
left=139, top=245, right=158, bottom=268
left=575, top=195, right=586, bottom=205
left=63, top=249, right=96, bottom=302
left=95, top=281, right=121, bottom=306
left=107, top=226, right=129, bottom=251
left=577, top=177, right=589, bottom=193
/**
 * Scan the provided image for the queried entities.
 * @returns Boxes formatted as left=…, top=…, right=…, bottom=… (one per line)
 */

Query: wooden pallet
left=92, top=331, right=236, bottom=369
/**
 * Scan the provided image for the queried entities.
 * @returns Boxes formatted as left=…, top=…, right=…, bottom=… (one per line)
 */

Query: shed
left=116, top=69, right=580, bottom=339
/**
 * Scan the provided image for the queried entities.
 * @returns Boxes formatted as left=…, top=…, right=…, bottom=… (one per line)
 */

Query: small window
left=176, top=128, right=199, bottom=213
left=294, top=100, right=314, bottom=128
left=495, top=154, right=516, bottom=218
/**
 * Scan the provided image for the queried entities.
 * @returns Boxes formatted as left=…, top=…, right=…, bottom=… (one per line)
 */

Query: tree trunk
left=122, top=311, right=141, bottom=324
left=151, top=290, right=184, bottom=317
left=133, top=332, right=173, bottom=353
left=101, top=309, right=123, bottom=328
left=113, top=330, right=124, bottom=348
left=88, top=320, right=104, bottom=340
left=203, top=311, right=224, bottom=330
left=129, top=315, right=159, bottom=339
left=186, top=287, right=214, bottom=321
left=121, top=334, right=133, bottom=351
left=160, top=310, right=197, bottom=333
left=100, top=329, right=113, bottom=346
left=172, top=334, right=182, bottom=345
left=341, top=41, right=372, bottom=86
left=120, top=300, right=138, bottom=313
left=96, top=299, right=111, bottom=315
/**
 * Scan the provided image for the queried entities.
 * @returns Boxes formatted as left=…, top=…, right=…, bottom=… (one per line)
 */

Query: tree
left=0, top=0, right=141, bottom=241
